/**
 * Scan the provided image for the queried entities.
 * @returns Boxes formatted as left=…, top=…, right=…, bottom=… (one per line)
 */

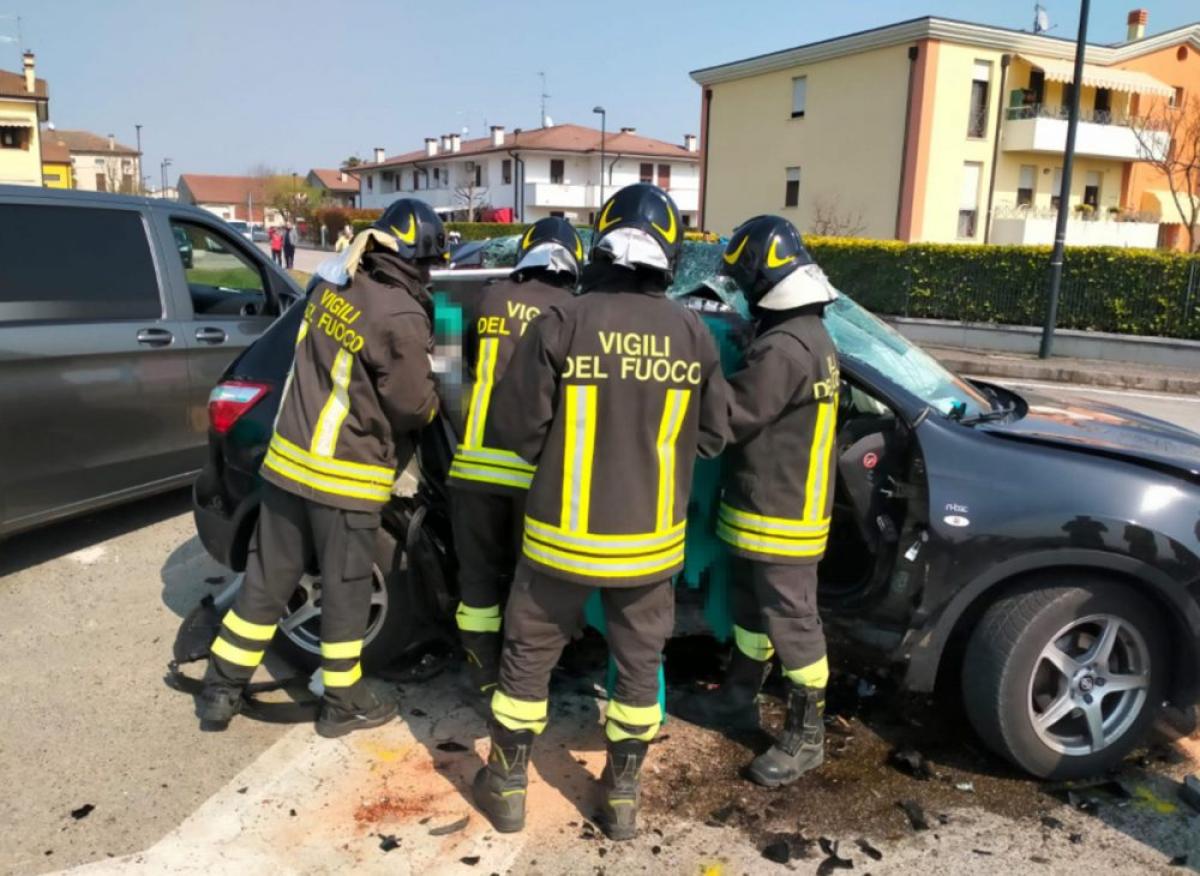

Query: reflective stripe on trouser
left=606, top=700, right=662, bottom=742
left=495, top=566, right=674, bottom=737
left=729, top=557, right=826, bottom=679
left=206, top=483, right=380, bottom=708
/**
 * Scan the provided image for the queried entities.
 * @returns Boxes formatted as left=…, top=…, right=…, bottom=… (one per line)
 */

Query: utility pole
left=1039, top=0, right=1090, bottom=359
left=134, top=124, right=143, bottom=193
left=538, top=71, right=550, bottom=126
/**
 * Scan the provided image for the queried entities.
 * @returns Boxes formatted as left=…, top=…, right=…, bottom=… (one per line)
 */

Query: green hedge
left=805, top=237, right=1200, bottom=341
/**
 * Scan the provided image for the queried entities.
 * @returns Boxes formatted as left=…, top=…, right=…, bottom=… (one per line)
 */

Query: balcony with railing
left=989, top=204, right=1160, bottom=248
left=1002, top=104, right=1170, bottom=162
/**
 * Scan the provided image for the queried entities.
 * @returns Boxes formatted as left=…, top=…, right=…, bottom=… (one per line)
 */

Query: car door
left=0, top=199, right=192, bottom=534
left=157, top=215, right=282, bottom=459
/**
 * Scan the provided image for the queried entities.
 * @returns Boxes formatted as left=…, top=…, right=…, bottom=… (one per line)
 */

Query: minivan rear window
left=0, top=204, right=161, bottom=323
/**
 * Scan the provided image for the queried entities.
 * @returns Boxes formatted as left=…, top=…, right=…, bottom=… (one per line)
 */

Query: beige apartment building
left=692, top=10, right=1200, bottom=249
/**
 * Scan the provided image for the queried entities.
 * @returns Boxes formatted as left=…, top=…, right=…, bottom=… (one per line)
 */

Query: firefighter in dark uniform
left=448, top=217, right=584, bottom=709
left=471, top=185, right=729, bottom=840
left=198, top=199, right=448, bottom=738
left=676, top=215, right=839, bottom=787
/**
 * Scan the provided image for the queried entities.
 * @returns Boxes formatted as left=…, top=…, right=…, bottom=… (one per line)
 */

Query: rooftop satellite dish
left=46, top=121, right=55, bottom=130
left=1034, top=4, right=1052, bottom=34
left=542, top=115, right=554, bottom=128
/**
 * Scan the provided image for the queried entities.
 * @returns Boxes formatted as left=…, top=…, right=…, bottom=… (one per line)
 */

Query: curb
left=930, top=351, right=1200, bottom=396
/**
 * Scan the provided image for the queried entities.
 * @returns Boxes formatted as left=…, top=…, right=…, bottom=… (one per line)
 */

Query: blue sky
left=1, top=0, right=1195, bottom=184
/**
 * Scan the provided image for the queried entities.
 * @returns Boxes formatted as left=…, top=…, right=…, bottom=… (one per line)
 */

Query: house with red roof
left=306, top=168, right=358, bottom=208
left=348, top=122, right=700, bottom=224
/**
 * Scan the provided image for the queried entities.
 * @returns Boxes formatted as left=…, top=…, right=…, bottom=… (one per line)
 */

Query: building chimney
left=107, top=133, right=115, bottom=151
left=450, top=133, right=461, bottom=152
left=684, top=134, right=698, bottom=153
left=440, top=133, right=452, bottom=152
left=373, top=146, right=386, bottom=163
left=339, top=170, right=346, bottom=182
left=22, top=51, right=34, bottom=93
left=425, top=137, right=439, bottom=157
left=620, top=127, right=636, bottom=134
left=1127, top=9, right=1148, bottom=41
left=490, top=125, right=505, bottom=147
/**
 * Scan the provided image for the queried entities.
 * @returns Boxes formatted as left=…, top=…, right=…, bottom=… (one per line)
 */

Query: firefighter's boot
left=597, top=739, right=648, bottom=841
left=196, top=680, right=244, bottom=731
left=747, top=684, right=825, bottom=787
left=316, top=684, right=398, bottom=739
left=472, top=724, right=532, bottom=833
left=460, top=631, right=501, bottom=718
left=674, top=649, right=769, bottom=732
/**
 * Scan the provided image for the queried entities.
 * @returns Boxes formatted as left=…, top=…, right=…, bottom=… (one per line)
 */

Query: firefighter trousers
left=730, top=557, right=829, bottom=689
left=207, top=482, right=380, bottom=708
left=492, top=565, right=674, bottom=743
left=449, top=488, right=526, bottom=636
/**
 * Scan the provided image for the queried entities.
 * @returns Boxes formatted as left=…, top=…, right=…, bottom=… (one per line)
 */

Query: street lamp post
left=593, top=106, right=606, bottom=210
left=134, top=124, right=142, bottom=193
left=160, top=158, right=172, bottom=199
left=1039, top=0, right=1091, bottom=359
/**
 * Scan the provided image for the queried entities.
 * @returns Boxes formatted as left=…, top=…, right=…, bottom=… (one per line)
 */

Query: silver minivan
left=0, top=186, right=300, bottom=537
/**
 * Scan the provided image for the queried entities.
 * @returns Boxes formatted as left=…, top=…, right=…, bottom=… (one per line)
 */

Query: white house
left=349, top=123, right=701, bottom=225
left=47, top=129, right=142, bottom=193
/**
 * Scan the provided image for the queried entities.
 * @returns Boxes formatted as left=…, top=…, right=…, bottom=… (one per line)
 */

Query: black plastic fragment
left=430, top=815, right=470, bottom=836
left=1040, top=815, right=1064, bottom=830
left=378, top=834, right=400, bottom=852
left=436, top=741, right=470, bottom=753
left=1181, top=775, right=1200, bottom=813
left=70, top=804, right=95, bottom=820
left=461, top=856, right=481, bottom=866
left=761, top=841, right=790, bottom=864
left=1169, top=854, right=1188, bottom=867
left=898, top=800, right=929, bottom=831
left=816, top=838, right=853, bottom=875
left=889, top=748, right=933, bottom=780
left=856, top=838, right=883, bottom=861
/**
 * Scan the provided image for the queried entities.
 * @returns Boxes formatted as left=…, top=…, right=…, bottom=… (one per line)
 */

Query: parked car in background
left=0, top=185, right=301, bottom=537
left=226, top=220, right=253, bottom=241
left=251, top=225, right=269, bottom=243
left=191, top=243, right=1200, bottom=781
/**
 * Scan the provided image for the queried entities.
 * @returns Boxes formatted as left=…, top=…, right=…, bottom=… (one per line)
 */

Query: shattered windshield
left=468, top=236, right=991, bottom=418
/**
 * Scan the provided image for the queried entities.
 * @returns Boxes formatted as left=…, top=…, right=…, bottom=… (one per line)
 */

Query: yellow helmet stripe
left=651, top=205, right=677, bottom=245
left=390, top=215, right=417, bottom=245
left=766, top=238, right=796, bottom=269
left=521, top=225, right=536, bottom=251
left=597, top=199, right=621, bottom=232
left=722, top=235, right=749, bottom=265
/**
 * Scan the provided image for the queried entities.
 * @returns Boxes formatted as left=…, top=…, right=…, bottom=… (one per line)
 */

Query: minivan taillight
left=208, top=381, right=270, bottom=434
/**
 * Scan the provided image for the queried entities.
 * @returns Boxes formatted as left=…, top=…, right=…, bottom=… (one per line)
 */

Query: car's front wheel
left=963, top=576, right=1167, bottom=780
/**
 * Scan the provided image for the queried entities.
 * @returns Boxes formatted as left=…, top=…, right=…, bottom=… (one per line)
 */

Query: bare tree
left=454, top=163, right=489, bottom=221
left=808, top=195, right=867, bottom=238
left=1131, top=93, right=1200, bottom=253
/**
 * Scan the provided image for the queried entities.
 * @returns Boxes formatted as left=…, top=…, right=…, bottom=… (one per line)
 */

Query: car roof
left=0, top=184, right=222, bottom=222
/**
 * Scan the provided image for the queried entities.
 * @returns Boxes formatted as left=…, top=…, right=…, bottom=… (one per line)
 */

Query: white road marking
left=66, top=545, right=108, bottom=565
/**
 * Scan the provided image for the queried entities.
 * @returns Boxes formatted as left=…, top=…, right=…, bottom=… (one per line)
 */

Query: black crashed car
left=191, top=246, right=1200, bottom=780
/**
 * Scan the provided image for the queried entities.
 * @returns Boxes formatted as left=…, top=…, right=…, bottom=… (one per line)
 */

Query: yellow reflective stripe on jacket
left=263, top=449, right=393, bottom=504
left=321, top=640, right=363, bottom=660
left=454, top=446, right=535, bottom=472
left=464, top=338, right=500, bottom=449
left=270, top=434, right=394, bottom=485
left=733, top=625, right=775, bottom=661
left=448, top=461, right=535, bottom=490
left=715, top=520, right=829, bottom=558
left=784, top=655, right=830, bottom=689
left=211, top=637, right=265, bottom=668
left=323, top=663, right=363, bottom=688
left=456, top=602, right=502, bottom=633
left=491, top=690, right=548, bottom=734
left=802, top=399, right=837, bottom=522
left=222, top=610, right=276, bottom=642
left=655, top=388, right=690, bottom=531
left=560, top=384, right=597, bottom=533
left=310, top=348, right=354, bottom=457
left=717, top=504, right=830, bottom=538
left=525, top=516, right=685, bottom=555
left=522, top=537, right=684, bottom=578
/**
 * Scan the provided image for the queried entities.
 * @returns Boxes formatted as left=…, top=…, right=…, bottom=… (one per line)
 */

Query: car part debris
left=973, top=849, right=994, bottom=856
left=761, top=841, right=790, bottom=864
left=1180, top=775, right=1200, bottom=813
left=1040, top=815, right=1064, bottom=830
left=855, top=838, right=883, bottom=861
left=955, top=782, right=975, bottom=793
left=460, top=856, right=480, bottom=866
left=70, top=804, right=94, bottom=820
left=816, top=838, right=853, bottom=875
left=429, top=815, right=470, bottom=836
left=436, top=741, right=470, bottom=753
left=1069, top=833, right=1083, bottom=845
left=1031, top=855, right=1051, bottom=864
left=1169, top=854, right=1189, bottom=867
left=898, top=800, right=929, bottom=831
left=889, top=747, right=933, bottom=780
left=378, top=835, right=399, bottom=852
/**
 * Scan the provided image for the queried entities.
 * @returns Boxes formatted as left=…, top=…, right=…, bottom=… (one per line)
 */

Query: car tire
left=962, top=576, right=1167, bottom=780
left=271, top=524, right=424, bottom=674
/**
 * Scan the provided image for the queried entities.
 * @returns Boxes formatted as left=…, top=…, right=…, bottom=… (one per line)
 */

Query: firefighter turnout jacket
left=491, top=271, right=729, bottom=587
left=717, top=311, right=840, bottom=564
left=262, top=252, right=438, bottom=511
left=448, top=275, right=574, bottom=495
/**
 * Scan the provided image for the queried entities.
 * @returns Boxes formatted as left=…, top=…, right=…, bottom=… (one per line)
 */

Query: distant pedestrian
left=284, top=224, right=298, bottom=269
left=269, top=227, right=283, bottom=265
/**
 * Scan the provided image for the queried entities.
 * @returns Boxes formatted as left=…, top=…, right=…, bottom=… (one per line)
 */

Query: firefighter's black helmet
left=719, top=215, right=817, bottom=307
left=518, top=216, right=585, bottom=269
left=373, top=198, right=448, bottom=263
left=591, top=183, right=683, bottom=277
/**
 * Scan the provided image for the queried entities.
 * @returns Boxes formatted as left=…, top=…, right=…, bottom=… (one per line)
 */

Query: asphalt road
left=1, top=380, right=1198, bottom=874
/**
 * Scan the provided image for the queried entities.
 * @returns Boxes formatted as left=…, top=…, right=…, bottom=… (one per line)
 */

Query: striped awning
left=0, top=117, right=33, bottom=128
left=1019, top=55, right=1176, bottom=98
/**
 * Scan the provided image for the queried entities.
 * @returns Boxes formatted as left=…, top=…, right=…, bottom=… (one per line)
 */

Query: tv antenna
left=0, top=15, right=23, bottom=61
left=538, top=71, right=552, bottom=127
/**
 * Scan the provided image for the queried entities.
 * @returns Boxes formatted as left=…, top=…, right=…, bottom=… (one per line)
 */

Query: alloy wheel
left=1026, top=613, right=1151, bottom=757
left=278, top=567, right=389, bottom=656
